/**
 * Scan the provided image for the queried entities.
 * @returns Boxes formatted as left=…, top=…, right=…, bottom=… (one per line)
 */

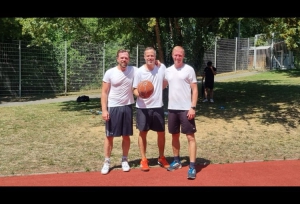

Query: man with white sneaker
left=100, top=49, right=136, bottom=175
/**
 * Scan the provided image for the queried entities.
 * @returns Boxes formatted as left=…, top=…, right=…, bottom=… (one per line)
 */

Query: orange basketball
left=137, top=80, right=154, bottom=99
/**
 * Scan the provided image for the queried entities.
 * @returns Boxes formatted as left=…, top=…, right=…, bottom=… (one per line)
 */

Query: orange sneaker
left=140, top=158, right=150, bottom=171
left=158, top=156, right=170, bottom=168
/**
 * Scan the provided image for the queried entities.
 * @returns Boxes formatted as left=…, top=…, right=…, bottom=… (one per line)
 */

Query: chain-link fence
left=0, top=38, right=292, bottom=98
left=0, top=41, right=146, bottom=98
left=202, top=37, right=259, bottom=73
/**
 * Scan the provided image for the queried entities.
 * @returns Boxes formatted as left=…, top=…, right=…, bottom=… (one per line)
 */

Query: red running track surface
left=0, top=160, right=299, bottom=187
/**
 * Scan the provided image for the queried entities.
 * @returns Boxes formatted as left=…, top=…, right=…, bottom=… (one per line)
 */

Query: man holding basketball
left=100, top=49, right=137, bottom=175
left=164, top=46, right=198, bottom=179
left=133, top=47, right=170, bottom=171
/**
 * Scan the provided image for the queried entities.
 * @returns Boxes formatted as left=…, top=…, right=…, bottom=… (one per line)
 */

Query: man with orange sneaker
left=133, top=47, right=170, bottom=171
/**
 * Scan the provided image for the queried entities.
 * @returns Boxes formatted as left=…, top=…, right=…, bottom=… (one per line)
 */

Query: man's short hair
left=116, top=49, right=130, bottom=58
left=144, top=47, right=156, bottom=56
left=207, top=61, right=212, bottom=66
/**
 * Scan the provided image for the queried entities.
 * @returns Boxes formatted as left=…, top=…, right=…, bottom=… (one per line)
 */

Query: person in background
left=133, top=47, right=170, bottom=172
left=163, top=46, right=198, bottom=180
left=202, top=61, right=217, bottom=103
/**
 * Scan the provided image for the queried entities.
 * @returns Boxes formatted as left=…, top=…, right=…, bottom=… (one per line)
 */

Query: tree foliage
left=3, top=17, right=300, bottom=70
left=16, top=18, right=127, bottom=45
left=0, top=18, right=27, bottom=42
left=264, top=18, right=300, bottom=51
left=115, top=17, right=221, bottom=71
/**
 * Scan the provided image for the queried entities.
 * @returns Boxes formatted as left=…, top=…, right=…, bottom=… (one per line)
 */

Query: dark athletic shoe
left=187, top=167, right=196, bottom=179
left=167, top=160, right=182, bottom=171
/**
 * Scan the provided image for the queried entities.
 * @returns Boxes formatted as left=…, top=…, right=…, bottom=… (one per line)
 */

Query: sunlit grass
left=0, top=69, right=299, bottom=176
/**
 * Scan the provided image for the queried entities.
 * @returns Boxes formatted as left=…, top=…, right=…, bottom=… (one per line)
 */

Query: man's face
left=117, top=52, right=129, bottom=68
left=172, top=49, right=184, bottom=65
left=144, top=50, right=156, bottom=65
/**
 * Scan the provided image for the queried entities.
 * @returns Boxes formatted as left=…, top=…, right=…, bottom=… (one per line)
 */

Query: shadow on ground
left=110, top=156, right=211, bottom=173
left=0, top=94, right=59, bottom=103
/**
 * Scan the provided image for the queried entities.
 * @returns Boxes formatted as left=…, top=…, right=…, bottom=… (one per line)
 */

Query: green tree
left=0, top=18, right=29, bottom=42
left=264, top=18, right=300, bottom=51
left=117, top=17, right=221, bottom=72
left=16, top=18, right=125, bottom=45
left=17, top=17, right=300, bottom=71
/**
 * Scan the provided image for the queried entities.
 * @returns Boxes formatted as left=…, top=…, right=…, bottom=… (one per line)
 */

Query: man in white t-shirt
left=100, top=49, right=137, bottom=175
left=133, top=47, right=170, bottom=172
left=164, top=46, right=198, bottom=180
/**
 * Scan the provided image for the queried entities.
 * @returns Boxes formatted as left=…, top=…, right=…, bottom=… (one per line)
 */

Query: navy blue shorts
left=136, top=107, right=165, bottom=132
left=105, top=105, right=133, bottom=137
left=167, top=110, right=197, bottom=134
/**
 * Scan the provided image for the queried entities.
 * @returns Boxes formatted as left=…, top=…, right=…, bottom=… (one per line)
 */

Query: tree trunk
left=154, top=18, right=164, bottom=63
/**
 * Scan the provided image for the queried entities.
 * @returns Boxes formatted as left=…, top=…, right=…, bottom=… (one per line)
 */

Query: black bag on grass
left=77, top=95, right=90, bottom=102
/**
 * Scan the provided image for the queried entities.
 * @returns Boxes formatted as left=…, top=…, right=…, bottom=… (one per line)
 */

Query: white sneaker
left=210, top=99, right=214, bottom=103
left=101, top=161, right=110, bottom=175
left=202, top=99, right=208, bottom=102
left=121, top=160, right=130, bottom=172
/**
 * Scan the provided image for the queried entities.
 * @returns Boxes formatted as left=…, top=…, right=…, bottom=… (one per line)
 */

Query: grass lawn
left=0, top=69, right=299, bottom=176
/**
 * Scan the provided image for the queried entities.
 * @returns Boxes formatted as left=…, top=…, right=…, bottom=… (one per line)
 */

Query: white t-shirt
left=133, top=64, right=166, bottom=108
left=164, top=63, right=197, bottom=110
left=103, top=66, right=138, bottom=107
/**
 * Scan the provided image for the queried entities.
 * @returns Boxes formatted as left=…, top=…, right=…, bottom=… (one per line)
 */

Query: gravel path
left=0, top=70, right=261, bottom=107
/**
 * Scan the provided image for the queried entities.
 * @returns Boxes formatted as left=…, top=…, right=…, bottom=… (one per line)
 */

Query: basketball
left=137, top=80, right=154, bottom=99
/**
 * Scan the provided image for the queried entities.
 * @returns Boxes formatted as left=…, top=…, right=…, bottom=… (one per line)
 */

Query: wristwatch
left=191, top=106, right=196, bottom=110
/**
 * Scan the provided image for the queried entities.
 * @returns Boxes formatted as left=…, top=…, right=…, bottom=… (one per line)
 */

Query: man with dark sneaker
left=164, top=46, right=198, bottom=179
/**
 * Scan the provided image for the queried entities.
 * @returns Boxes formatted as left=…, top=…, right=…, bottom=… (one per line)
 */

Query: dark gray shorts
left=105, top=105, right=133, bottom=137
left=136, top=107, right=165, bottom=132
left=167, top=109, right=197, bottom=134
left=205, top=81, right=214, bottom=89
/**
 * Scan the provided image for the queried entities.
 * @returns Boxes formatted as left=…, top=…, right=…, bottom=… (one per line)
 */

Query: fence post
left=214, top=37, right=217, bottom=67
left=247, top=38, right=249, bottom=70
left=64, top=41, right=67, bottom=96
left=254, top=35, right=258, bottom=69
left=136, top=44, right=139, bottom=67
left=271, top=33, right=274, bottom=69
left=19, top=40, right=21, bottom=97
left=103, top=42, right=105, bottom=76
left=235, top=37, right=237, bottom=72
